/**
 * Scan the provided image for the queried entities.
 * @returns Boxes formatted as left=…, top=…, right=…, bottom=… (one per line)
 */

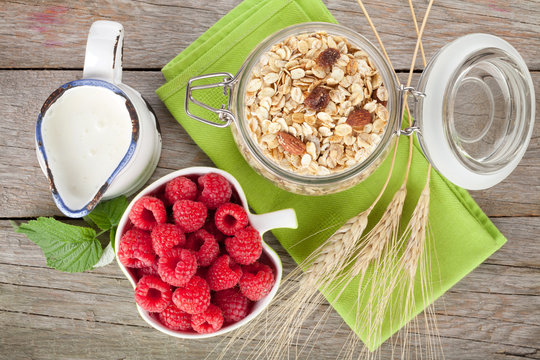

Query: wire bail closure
left=396, top=85, right=426, bottom=137
left=185, top=72, right=238, bottom=128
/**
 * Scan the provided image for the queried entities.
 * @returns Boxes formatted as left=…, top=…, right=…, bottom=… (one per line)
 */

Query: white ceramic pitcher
left=36, top=21, right=162, bottom=218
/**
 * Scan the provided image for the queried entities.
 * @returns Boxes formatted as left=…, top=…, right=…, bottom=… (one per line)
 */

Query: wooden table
left=1, top=1, right=538, bottom=359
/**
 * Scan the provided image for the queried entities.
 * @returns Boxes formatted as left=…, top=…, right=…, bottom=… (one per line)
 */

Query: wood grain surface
left=0, top=0, right=539, bottom=359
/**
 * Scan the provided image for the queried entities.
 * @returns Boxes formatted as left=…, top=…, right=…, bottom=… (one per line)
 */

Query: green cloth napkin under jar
left=156, top=0, right=506, bottom=350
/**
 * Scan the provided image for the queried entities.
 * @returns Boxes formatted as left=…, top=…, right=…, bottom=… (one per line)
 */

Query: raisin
left=305, top=86, right=330, bottom=112
left=316, top=48, right=340, bottom=69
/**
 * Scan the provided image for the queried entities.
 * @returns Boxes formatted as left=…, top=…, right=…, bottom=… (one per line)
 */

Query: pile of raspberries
left=118, top=172, right=276, bottom=334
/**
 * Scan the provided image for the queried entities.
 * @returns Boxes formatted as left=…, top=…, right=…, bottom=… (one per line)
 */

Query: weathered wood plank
left=1, top=0, right=539, bottom=70
left=486, top=217, right=540, bottom=269
left=0, top=260, right=537, bottom=332
left=0, top=299, right=538, bottom=359
left=1, top=70, right=538, bottom=218
left=2, top=310, right=536, bottom=360
left=0, top=282, right=144, bottom=326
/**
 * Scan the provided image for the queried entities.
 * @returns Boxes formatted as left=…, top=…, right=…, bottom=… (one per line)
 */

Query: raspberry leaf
left=15, top=217, right=102, bottom=273
left=85, top=196, right=128, bottom=251
left=85, top=196, right=129, bottom=231
left=109, top=226, right=117, bottom=250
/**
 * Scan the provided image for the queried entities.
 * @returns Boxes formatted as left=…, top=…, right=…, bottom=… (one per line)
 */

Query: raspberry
left=197, top=173, right=232, bottom=210
left=214, top=203, right=249, bottom=236
left=165, top=176, right=198, bottom=204
left=158, top=248, right=197, bottom=287
left=196, top=266, right=208, bottom=279
left=191, top=304, right=223, bottom=334
left=224, top=226, right=262, bottom=265
left=118, top=228, right=155, bottom=268
left=158, top=303, right=192, bottom=331
left=134, top=275, right=172, bottom=312
left=213, top=288, right=251, bottom=323
left=203, top=218, right=226, bottom=242
left=136, top=257, right=159, bottom=279
left=172, top=276, right=211, bottom=315
left=151, top=223, right=186, bottom=257
left=239, top=262, right=275, bottom=301
left=129, top=196, right=167, bottom=231
left=206, top=255, right=242, bottom=291
left=173, top=200, right=207, bottom=233
left=185, top=229, right=219, bottom=267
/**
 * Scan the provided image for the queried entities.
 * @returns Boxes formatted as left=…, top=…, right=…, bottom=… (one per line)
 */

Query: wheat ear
left=335, top=183, right=408, bottom=360
left=394, top=171, right=444, bottom=359
left=401, top=175, right=430, bottom=278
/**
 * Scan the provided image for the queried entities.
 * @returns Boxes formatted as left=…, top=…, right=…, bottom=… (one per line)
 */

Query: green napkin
left=156, top=0, right=506, bottom=350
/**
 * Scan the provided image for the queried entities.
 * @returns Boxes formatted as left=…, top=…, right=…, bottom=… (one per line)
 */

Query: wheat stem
left=406, top=0, right=435, bottom=88
left=407, top=0, right=427, bottom=66
left=356, top=0, right=417, bottom=129
left=397, top=1, right=441, bottom=358
left=355, top=0, right=397, bottom=76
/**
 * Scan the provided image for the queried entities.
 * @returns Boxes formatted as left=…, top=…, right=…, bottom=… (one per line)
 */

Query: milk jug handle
left=83, top=21, right=124, bottom=84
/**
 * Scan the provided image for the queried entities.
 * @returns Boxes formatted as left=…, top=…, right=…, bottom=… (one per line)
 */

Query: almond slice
left=277, top=131, right=306, bottom=155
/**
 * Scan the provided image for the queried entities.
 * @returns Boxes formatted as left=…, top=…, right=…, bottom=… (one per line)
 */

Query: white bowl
left=115, top=166, right=298, bottom=338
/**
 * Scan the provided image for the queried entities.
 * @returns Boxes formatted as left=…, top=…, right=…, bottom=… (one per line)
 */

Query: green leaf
left=87, top=196, right=129, bottom=231
left=110, top=226, right=117, bottom=252
left=16, top=217, right=102, bottom=273
left=82, top=215, right=96, bottom=228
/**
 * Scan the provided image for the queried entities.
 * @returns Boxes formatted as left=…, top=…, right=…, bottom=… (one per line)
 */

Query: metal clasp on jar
left=185, top=72, right=238, bottom=128
left=396, top=84, right=426, bottom=136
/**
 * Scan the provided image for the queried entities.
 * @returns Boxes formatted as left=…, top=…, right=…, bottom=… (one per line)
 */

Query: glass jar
left=185, top=23, right=534, bottom=195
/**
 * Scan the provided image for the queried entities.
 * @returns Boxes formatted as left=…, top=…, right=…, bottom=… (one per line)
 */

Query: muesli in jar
left=244, top=31, right=389, bottom=176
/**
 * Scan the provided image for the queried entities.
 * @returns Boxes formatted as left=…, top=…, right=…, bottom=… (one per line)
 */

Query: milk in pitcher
left=41, top=85, right=133, bottom=210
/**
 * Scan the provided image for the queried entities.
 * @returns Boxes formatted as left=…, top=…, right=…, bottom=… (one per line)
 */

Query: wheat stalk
left=339, top=176, right=434, bottom=360
left=397, top=1, right=443, bottom=358
left=332, top=0, right=440, bottom=354
left=351, top=184, right=407, bottom=278
left=331, top=1, right=439, bottom=359
left=394, top=172, right=444, bottom=360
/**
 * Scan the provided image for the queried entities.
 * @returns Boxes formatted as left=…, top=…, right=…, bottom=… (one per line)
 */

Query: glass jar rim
left=233, top=22, right=400, bottom=186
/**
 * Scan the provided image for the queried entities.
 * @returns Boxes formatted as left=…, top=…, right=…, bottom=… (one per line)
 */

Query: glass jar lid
left=415, top=33, right=535, bottom=190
